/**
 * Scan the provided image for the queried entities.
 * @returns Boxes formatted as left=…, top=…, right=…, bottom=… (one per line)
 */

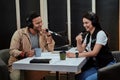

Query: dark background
left=0, top=0, right=119, bottom=50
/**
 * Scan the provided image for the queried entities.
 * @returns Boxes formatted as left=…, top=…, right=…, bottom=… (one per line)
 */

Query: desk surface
left=13, top=48, right=86, bottom=72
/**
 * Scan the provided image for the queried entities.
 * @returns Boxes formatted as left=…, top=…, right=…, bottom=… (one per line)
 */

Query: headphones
left=83, top=11, right=99, bottom=27
left=89, top=12, right=99, bottom=27
left=26, top=11, right=40, bottom=28
left=26, top=17, right=33, bottom=28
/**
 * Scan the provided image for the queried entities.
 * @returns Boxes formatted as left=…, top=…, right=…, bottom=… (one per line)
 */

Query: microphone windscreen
left=46, top=29, right=49, bottom=32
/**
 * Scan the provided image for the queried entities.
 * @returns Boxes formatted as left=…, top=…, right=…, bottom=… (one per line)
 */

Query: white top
left=84, top=30, right=108, bottom=51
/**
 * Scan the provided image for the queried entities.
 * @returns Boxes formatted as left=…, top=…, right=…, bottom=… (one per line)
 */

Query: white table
left=13, top=47, right=86, bottom=80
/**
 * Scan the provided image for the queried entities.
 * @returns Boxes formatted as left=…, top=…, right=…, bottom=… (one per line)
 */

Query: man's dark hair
left=26, top=11, right=40, bottom=28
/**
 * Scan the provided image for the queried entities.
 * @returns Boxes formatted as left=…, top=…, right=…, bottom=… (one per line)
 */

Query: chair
left=0, top=49, right=47, bottom=80
left=0, top=49, right=10, bottom=80
left=98, top=51, right=120, bottom=80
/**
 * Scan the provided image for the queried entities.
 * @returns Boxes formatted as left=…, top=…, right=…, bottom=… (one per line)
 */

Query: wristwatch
left=75, top=52, right=79, bottom=58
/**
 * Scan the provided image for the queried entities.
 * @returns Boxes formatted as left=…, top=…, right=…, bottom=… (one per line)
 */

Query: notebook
left=30, top=59, right=51, bottom=63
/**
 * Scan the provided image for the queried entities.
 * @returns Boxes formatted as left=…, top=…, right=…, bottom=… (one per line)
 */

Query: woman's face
left=82, top=18, right=94, bottom=32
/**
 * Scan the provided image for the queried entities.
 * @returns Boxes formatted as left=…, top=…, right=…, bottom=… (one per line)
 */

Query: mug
left=34, top=48, right=41, bottom=57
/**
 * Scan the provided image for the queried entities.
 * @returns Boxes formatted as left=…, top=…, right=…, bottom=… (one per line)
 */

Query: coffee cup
left=59, top=51, right=66, bottom=60
left=34, top=48, right=41, bottom=57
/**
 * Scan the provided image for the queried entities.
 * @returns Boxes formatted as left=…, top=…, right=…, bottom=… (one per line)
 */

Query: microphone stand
left=51, top=33, right=71, bottom=51
left=46, top=29, right=71, bottom=50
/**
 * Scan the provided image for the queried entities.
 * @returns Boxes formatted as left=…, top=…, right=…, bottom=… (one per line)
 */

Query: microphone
left=46, top=29, right=69, bottom=48
left=46, top=29, right=62, bottom=37
left=79, top=31, right=88, bottom=43
left=80, top=31, right=88, bottom=38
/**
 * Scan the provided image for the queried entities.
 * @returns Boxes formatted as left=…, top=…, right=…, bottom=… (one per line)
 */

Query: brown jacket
left=8, top=27, right=55, bottom=71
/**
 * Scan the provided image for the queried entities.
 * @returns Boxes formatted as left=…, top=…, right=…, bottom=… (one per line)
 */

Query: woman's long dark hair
left=82, top=11, right=102, bottom=30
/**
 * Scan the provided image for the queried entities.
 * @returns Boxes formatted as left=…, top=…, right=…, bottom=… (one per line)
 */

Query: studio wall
left=96, top=0, right=119, bottom=50
left=47, top=0, right=68, bottom=46
left=71, top=0, right=92, bottom=46
left=0, top=0, right=16, bottom=49
left=20, top=0, right=40, bottom=28
left=0, top=0, right=119, bottom=50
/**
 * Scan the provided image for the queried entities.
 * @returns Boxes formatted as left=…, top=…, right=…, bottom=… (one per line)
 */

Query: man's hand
left=26, top=50, right=35, bottom=57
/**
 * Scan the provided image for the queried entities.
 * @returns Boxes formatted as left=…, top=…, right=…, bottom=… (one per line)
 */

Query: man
left=8, top=11, right=55, bottom=80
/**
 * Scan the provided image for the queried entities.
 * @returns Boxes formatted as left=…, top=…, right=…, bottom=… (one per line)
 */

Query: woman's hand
left=76, top=33, right=83, bottom=44
left=66, top=52, right=76, bottom=58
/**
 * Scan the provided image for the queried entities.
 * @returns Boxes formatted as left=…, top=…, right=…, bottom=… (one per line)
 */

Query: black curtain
left=96, top=0, right=119, bottom=50
left=47, top=0, right=68, bottom=47
left=0, top=0, right=16, bottom=49
left=71, top=0, right=92, bottom=46
left=20, top=0, right=40, bottom=28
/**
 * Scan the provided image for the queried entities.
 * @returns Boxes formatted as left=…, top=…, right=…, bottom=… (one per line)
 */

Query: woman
left=66, top=11, right=115, bottom=80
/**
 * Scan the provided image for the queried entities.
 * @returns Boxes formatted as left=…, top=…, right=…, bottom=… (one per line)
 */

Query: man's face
left=32, top=16, right=43, bottom=32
